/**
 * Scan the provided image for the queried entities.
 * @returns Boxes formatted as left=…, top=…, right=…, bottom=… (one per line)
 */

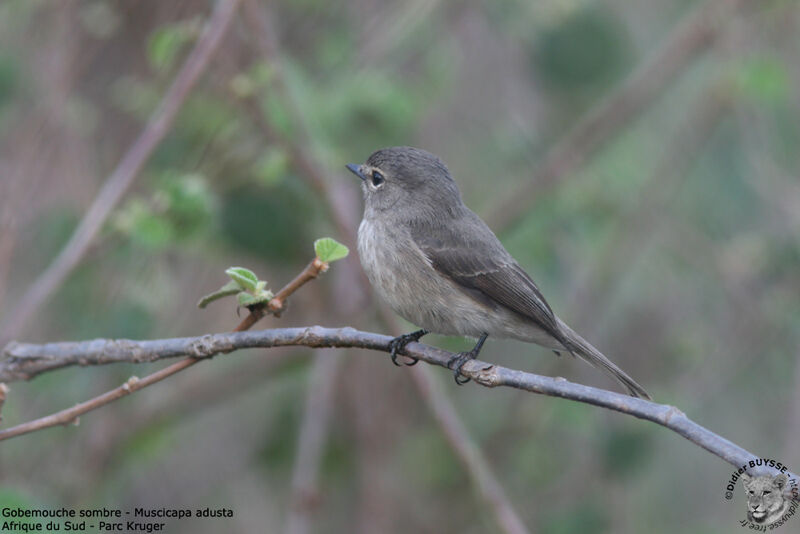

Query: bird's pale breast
left=358, top=216, right=519, bottom=338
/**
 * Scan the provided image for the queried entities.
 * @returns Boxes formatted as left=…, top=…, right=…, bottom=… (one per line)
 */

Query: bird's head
left=346, top=146, right=462, bottom=218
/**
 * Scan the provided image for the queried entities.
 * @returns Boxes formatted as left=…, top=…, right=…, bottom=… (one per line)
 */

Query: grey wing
left=411, top=211, right=566, bottom=345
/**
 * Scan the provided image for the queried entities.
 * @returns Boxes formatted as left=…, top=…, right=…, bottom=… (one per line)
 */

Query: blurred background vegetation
left=0, top=0, right=798, bottom=533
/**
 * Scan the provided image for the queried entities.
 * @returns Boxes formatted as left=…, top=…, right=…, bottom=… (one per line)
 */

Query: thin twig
left=0, top=254, right=328, bottom=440
left=0, top=0, right=242, bottom=345
left=0, top=326, right=789, bottom=483
left=0, top=360, right=195, bottom=441
left=233, top=258, right=328, bottom=331
left=485, top=0, right=746, bottom=231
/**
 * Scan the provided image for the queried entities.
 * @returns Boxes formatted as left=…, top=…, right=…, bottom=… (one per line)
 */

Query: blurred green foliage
left=532, top=5, right=631, bottom=93
left=147, top=18, right=202, bottom=73
left=113, top=173, right=215, bottom=249
left=220, top=183, right=319, bottom=264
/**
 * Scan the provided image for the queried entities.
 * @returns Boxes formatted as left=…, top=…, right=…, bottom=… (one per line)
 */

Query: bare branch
left=0, top=326, right=784, bottom=481
left=0, top=0, right=242, bottom=345
left=485, top=0, right=746, bottom=231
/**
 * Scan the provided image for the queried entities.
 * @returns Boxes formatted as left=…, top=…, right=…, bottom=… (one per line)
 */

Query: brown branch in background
left=284, top=350, right=343, bottom=534
left=375, top=310, right=532, bottom=534
left=0, top=0, right=242, bottom=346
left=0, top=253, right=327, bottom=441
left=485, top=0, right=746, bottom=231
left=410, top=365, right=530, bottom=534
left=0, top=325, right=792, bottom=489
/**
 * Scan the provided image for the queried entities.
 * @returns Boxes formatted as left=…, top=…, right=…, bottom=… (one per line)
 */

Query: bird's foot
left=447, top=352, right=475, bottom=385
left=448, top=333, right=489, bottom=385
left=388, top=329, right=429, bottom=366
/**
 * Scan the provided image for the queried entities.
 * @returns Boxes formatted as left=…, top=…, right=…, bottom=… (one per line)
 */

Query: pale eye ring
left=371, top=170, right=385, bottom=187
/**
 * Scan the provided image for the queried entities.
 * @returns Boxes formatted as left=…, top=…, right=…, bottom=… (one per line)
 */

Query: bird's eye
left=371, top=170, right=385, bottom=186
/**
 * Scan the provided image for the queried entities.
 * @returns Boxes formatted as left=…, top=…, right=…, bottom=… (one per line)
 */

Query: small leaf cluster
left=197, top=238, right=348, bottom=309
left=197, top=267, right=274, bottom=309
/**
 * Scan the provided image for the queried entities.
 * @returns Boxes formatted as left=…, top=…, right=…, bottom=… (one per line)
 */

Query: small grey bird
left=347, top=146, right=650, bottom=399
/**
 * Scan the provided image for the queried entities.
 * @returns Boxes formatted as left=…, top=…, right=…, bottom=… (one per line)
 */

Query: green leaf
left=314, top=237, right=349, bottom=263
left=197, top=280, right=241, bottom=309
left=226, top=267, right=259, bottom=291
left=237, top=291, right=271, bottom=307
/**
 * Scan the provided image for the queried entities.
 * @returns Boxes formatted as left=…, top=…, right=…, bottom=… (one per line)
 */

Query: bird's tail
left=555, top=318, right=651, bottom=400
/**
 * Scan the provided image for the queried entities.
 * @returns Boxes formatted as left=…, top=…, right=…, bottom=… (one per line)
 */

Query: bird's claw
left=447, top=332, right=488, bottom=385
left=388, top=341, right=406, bottom=366
left=448, top=352, right=474, bottom=385
left=388, top=330, right=428, bottom=366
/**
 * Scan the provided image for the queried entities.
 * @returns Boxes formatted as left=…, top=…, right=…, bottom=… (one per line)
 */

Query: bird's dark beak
left=346, top=163, right=367, bottom=181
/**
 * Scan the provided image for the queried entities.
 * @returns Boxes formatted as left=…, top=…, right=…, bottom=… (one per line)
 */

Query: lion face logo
left=741, top=473, right=788, bottom=525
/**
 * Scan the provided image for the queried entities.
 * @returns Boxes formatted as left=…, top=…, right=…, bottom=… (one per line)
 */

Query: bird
left=346, top=146, right=650, bottom=399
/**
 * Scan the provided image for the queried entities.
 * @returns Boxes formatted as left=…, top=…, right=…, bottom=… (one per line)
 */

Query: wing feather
left=411, top=211, right=564, bottom=343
